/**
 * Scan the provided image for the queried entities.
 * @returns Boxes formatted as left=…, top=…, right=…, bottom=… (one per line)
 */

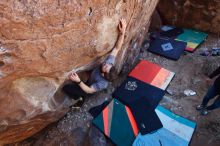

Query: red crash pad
left=129, top=60, right=175, bottom=90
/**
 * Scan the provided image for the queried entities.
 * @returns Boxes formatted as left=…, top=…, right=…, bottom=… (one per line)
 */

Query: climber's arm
left=110, top=18, right=127, bottom=58
left=69, top=72, right=96, bottom=94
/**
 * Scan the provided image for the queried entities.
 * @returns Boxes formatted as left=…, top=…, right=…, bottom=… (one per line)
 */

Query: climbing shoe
left=196, top=104, right=206, bottom=111
left=201, top=109, right=209, bottom=116
left=71, top=97, right=84, bottom=109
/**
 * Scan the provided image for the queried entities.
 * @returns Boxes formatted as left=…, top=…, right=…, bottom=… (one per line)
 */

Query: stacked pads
left=93, top=60, right=196, bottom=146
left=148, top=26, right=208, bottom=60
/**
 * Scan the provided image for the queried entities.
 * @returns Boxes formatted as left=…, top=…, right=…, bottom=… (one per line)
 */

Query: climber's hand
left=69, top=72, right=81, bottom=83
left=118, top=18, right=127, bottom=35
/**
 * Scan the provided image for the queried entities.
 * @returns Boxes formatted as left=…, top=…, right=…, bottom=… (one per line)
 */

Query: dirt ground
left=16, top=34, right=220, bottom=146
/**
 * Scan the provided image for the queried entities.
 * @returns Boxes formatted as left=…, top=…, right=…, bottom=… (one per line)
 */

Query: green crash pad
left=176, top=29, right=208, bottom=44
left=93, top=99, right=138, bottom=146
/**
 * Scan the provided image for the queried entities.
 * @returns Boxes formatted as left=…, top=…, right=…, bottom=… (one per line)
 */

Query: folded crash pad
left=113, top=77, right=164, bottom=134
left=129, top=60, right=175, bottom=90
left=113, top=77, right=165, bottom=109
left=160, top=28, right=183, bottom=38
left=148, top=38, right=187, bottom=60
left=133, top=105, right=196, bottom=146
left=175, top=29, right=208, bottom=52
left=128, top=96, right=163, bottom=135
left=93, top=99, right=138, bottom=146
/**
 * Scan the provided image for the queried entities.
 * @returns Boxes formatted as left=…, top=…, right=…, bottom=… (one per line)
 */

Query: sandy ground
left=15, top=34, right=220, bottom=146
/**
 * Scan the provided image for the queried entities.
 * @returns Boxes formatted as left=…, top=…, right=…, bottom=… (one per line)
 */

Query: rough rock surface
left=157, top=0, right=220, bottom=33
left=0, top=0, right=159, bottom=144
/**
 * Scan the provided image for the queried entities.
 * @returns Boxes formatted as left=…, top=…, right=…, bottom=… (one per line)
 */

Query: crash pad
left=133, top=105, right=196, bottom=146
left=160, top=28, right=183, bottom=38
left=129, top=60, right=175, bottom=90
left=113, top=77, right=163, bottom=134
left=176, top=29, right=208, bottom=44
left=113, top=77, right=165, bottom=109
left=93, top=99, right=138, bottom=146
left=175, top=29, right=208, bottom=52
left=160, top=26, right=208, bottom=52
left=128, top=96, right=163, bottom=135
left=185, top=42, right=199, bottom=52
left=148, top=38, right=187, bottom=60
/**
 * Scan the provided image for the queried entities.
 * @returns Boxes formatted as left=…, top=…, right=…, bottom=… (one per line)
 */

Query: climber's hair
left=104, top=66, right=118, bottom=82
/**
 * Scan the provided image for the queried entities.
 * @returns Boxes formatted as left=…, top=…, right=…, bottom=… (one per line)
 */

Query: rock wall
left=0, top=0, right=159, bottom=144
left=158, top=0, right=220, bottom=33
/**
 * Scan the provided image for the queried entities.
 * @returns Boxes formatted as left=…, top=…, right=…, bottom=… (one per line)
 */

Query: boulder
left=158, top=0, right=220, bottom=33
left=0, top=0, right=159, bottom=144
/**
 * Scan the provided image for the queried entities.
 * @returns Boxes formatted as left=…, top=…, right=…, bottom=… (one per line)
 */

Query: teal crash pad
left=176, top=29, right=208, bottom=44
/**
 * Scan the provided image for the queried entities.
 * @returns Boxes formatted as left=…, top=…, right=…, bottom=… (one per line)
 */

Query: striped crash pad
left=175, top=29, right=208, bottom=52
left=133, top=105, right=196, bottom=146
left=113, top=77, right=164, bottom=134
left=160, top=26, right=208, bottom=52
left=129, top=60, right=175, bottom=90
left=93, top=99, right=138, bottom=146
left=148, top=38, right=187, bottom=60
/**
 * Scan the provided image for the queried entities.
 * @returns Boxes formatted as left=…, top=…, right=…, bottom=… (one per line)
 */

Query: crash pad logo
left=125, top=81, right=137, bottom=91
left=161, top=42, right=174, bottom=51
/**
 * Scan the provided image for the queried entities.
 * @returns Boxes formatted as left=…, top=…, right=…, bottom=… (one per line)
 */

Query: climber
left=196, top=66, right=220, bottom=115
left=62, top=18, right=127, bottom=107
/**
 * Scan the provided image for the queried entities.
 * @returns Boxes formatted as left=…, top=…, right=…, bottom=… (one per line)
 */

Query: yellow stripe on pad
left=187, top=42, right=198, bottom=49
